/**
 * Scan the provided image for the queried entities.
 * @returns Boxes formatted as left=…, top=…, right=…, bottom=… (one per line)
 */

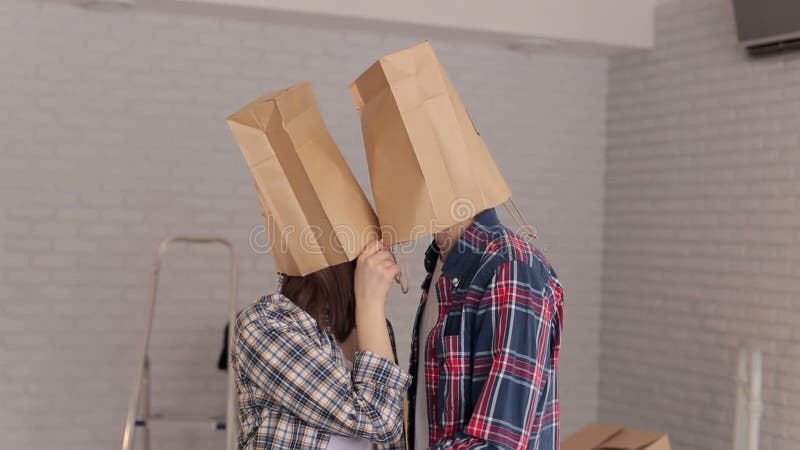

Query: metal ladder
left=122, top=235, right=239, bottom=450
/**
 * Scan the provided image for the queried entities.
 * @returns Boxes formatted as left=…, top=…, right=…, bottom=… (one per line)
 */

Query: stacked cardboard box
left=563, top=424, right=670, bottom=450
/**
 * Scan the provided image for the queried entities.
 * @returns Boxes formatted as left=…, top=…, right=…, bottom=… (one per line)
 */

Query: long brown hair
left=279, top=259, right=357, bottom=342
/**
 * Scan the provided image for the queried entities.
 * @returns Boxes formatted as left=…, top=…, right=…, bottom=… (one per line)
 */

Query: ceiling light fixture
left=506, top=37, right=557, bottom=54
left=76, top=0, right=135, bottom=12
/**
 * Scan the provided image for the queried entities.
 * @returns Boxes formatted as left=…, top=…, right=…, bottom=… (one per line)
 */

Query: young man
left=349, top=41, right=564, bottom=450
left=409, top=208, right=564, bottom=450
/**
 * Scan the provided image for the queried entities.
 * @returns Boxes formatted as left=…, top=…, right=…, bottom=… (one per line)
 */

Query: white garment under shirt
left=415, top=258, right=443, bottom=450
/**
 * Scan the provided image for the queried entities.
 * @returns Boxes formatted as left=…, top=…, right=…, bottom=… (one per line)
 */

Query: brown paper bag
left=228, top=82, right=379, bottom=276
left=350, top=41, right=512, bottom=245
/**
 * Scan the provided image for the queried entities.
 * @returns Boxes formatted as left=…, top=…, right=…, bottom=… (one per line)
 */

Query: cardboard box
left=563, top=423, right=671, bottom=450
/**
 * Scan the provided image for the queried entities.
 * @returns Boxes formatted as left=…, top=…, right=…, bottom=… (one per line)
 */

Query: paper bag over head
left=228, top=82, right=379, bottom=276
left=350, top=41, right=512, bottom=245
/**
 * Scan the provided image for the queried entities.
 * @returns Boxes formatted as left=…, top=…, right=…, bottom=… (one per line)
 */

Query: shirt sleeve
left=431, top=259, right=558, bottom=450
left=235, top=311, right=411, bottom=444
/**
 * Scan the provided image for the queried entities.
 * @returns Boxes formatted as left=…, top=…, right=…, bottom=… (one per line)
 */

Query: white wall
left=0, top=1, right=608, bottom=449
left=602, top=1, right=800, bottom=449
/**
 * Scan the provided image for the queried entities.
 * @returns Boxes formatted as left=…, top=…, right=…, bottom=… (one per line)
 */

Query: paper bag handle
left=503, top=199, right=538, bottom=241
left=390, top=246, right=410, bottom=294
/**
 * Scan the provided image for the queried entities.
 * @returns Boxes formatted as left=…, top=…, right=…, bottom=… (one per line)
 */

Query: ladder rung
left=135, top=414, right=226, bottom=430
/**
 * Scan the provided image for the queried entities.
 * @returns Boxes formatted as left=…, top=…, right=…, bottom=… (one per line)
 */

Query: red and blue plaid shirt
left=408, top=208, right=564, bottom=450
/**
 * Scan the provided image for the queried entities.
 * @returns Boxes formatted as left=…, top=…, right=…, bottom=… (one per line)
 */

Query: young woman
left=233, top=240, right=410, bottom=450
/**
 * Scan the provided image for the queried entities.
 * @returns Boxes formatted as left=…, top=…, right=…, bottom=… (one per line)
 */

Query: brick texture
left=0, top=1, right=607, bottom=449
left=602, top=1, right=800, bottom=449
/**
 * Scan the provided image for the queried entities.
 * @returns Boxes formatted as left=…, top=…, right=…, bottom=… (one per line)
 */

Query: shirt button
left=452, top=277, right=459, bottom=286
left=348, top=413, right=356, bottom=421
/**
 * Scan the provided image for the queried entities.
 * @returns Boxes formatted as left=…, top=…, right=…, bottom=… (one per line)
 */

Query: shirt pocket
left=436, top=334, right=471, bottom=432
left=442, top=307, right=464, bottom=336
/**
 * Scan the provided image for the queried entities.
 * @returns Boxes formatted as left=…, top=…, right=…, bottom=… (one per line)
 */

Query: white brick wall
left=0, top=1, right=607, bottom=448
left=603, top=1, right=800, bottom=449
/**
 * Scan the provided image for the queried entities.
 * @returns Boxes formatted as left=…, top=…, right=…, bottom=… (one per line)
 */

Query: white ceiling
left=64, top=0, right=659, bottom=54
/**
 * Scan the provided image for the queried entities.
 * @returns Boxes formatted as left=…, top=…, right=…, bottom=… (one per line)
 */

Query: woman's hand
left=353, top=240, right=400, bottom=361
left=354, top=240, right=401, bottom=313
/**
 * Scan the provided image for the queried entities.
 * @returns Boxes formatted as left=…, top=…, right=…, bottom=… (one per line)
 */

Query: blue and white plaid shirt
left=233, top=294, right=411, bottom=449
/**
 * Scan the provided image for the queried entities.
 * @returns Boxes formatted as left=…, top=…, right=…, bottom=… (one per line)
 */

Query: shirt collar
left=423, top=208, right=500, bottom=289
